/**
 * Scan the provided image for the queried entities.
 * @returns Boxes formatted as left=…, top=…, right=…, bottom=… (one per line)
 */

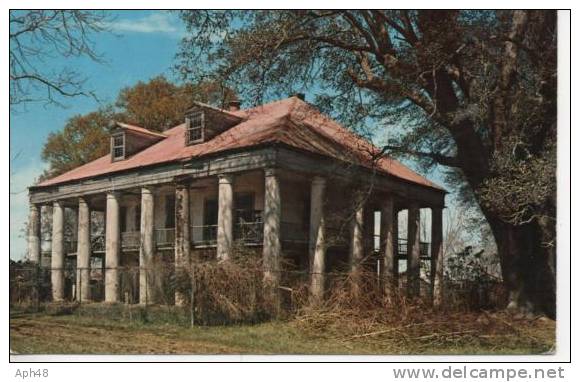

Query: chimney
left=292, top=93, right=305, bottom=101
left=228, top=100, right=241, bottom=111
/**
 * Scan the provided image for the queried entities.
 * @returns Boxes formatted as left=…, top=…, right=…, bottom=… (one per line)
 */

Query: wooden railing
left=397, top=238, right=430, bottom=258
left=64, top=240, right=78, bottom=254
left=91, top=234, right=105, bottom=253
left=372, top=236, right=430, bottom=258
left=121, top=231, right=140, bottom=250
left=234, top=221, right=263, bottom=244
left=191, top=224, right=218, bottom=246
left=155, top=228, right=175, bottom=248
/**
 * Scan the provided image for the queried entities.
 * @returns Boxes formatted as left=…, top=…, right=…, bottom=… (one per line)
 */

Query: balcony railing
left=234, top=221, right=263, bottom=244
left=155, top=228, right=175, bottom=248
left=397, top=238, right=430, bottom=259
left=64, top=240, right=78, bottom=254
left=121, top=231, right=140, bottom=250
left=91, top=234, right=105, bottom=253
left=372, top=236, right=430, bottom=258
left=191, top=224, right=218, bottom=246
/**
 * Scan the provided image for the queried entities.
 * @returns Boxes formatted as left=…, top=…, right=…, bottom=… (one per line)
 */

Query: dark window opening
left=203, top=198, right=218, bottom=242
left=234, top=193, right=256, bottom=223
left=165, top=195, right=175, bottom=228
left=120, top=206, right=127, bottom=232
left=302, top=195, right=311, bottom=229
left=135, top=206, right=141, bottom=232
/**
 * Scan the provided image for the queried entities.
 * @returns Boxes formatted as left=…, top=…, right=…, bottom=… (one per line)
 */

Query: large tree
left=176, top=10, right=557, bottom=317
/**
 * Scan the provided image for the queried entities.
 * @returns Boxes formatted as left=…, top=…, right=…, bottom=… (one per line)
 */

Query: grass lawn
left=9, top=306, right=555, bottom=355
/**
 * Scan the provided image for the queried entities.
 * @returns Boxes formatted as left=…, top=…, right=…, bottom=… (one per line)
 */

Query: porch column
left=105, top=192, right=120, bottom=303
left=380, top=195, right=396, bottom=299
left=139, top=187, right=155, bottom=305
left=27, top=203, right=41, bottom=264
left=217, top=174, right=234, bottom=261
left=51, top=201, right=65, bottom=301
left=262, top=168, right=281, bottom=284
left=431, top=207, right=444, bottom=307
left=407, top=203, right=421, bottom=298
left=309, top=176, right=326, bottom=301
left=349, top=193, right=364, bottom=273
left=76, top=197, right=91, bottom=302
left=175, top=182, right=190, bottom=306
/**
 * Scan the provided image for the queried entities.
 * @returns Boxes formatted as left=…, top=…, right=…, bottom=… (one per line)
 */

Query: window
left=112, top=133, right=125, bottom=161
left=186, top=111, right=204, bottom=144
left=135, top=206, right=141, bottom=232
left=120, top=206, right=127, bottom=232
left=203, top=198, right=218, bottom=242
left=234, top=193, right=256, bottom=223
left=165, top=195, right=175, bottom=228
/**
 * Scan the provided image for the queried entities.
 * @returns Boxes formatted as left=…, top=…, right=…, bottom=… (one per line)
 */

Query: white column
left=309, top=176, right=326, bottom=301
left=140, top=187, right=155, bottom=305
left=431, top=207, right=444, bottom=307
left=217, top=174, right=234, bottom=261
left=407, top=203, right=421, bottom=298
left=76, top=198, right=91, bottom=302
left=105, top=192, right=120, bottom=303
left=27, top=203, right=41, bottom=264
left=349, top=194, right=365, bottom=273
left=262, top=168, right=281, bottom=284
left=380, top=195, right=396, bottom=298
left=175, top=183, right=190, bottom=306
left=51, top=201, right=65, bottom=301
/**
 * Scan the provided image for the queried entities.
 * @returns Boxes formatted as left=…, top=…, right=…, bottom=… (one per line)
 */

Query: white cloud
left=10, top=159, right=46, bottom=261
left=106, top=12, right=183, bottom=36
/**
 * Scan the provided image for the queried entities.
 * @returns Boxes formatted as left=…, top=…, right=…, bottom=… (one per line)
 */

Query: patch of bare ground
left=10, top=315, right=246, bottom=354
left=10, top=308, right=554, bottom=355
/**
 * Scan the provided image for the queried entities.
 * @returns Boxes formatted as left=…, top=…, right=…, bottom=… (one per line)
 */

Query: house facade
left=27, top=96, right=446, bottom=305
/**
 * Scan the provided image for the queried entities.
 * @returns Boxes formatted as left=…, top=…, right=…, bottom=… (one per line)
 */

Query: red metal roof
left=36, top=97, right=443, bottom=190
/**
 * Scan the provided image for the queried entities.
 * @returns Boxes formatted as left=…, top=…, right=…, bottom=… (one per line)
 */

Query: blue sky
left=10, top=10, right=473, bottom=261
left=10, top=11, right=187, bottom=259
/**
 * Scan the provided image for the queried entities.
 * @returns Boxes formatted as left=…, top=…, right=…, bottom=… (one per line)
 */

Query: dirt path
left=10, top=316, right=247, bottom=354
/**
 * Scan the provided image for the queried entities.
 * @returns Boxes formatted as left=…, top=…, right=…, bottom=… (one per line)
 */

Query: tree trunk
left=484, top=212, right=556, bottom=319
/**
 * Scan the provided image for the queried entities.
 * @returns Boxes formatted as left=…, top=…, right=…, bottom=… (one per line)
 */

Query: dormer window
left=111, top=133, right=125, bottom=161
left=186, top=111, right=204, bottom=144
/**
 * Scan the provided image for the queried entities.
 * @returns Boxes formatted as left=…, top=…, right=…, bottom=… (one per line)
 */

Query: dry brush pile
left=290, top=269, right=552, bottom=353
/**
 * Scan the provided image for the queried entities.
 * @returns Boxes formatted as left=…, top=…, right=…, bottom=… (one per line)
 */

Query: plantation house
left=27, top=95, right=446, bottom=305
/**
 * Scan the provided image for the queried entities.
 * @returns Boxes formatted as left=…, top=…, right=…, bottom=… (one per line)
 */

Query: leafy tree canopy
left=175, top=10, right=557, bottom=316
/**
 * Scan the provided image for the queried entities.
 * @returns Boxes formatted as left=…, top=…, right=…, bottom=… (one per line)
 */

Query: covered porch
left=28, top=145, right=445, bottom=306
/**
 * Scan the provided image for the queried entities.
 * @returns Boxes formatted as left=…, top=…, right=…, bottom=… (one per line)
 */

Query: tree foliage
left=176, top=10, right=557, bottom=316
left=116, top=75, right=237, bottom=131
left=41, top=108, right=117, bottom=180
